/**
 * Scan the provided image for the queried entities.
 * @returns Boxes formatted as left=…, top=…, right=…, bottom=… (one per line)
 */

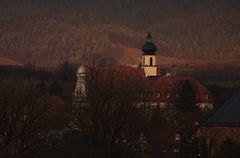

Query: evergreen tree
left=48, top=81, right=63, bottom=96
left=151, top=106, right=163, bottom=127
left=175, top=80, right=197, bottom=111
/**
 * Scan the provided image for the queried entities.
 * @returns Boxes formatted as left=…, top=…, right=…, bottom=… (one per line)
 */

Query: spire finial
left=141, top=32, right=157, bottom=54
left=147, top=32, right=152, bottom=42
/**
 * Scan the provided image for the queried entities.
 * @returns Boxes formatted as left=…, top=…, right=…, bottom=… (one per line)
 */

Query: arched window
left=150, top=57, right=153, bottom=66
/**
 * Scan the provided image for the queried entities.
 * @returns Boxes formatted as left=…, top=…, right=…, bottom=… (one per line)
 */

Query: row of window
left=140, top=92, right=209, bottom=100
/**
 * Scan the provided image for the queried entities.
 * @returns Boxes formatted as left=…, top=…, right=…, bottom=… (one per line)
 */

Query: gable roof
left=79, top=66, right=213, bottom=103
left=144, top=76, right=213, bottom=103
left=204, top=90, right=240, bottom=127
left=145, top=76, right=210, bottom=93
left=85, top=66, right=146, bottom=81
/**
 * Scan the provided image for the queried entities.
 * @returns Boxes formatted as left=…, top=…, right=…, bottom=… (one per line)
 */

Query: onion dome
left=141, top=32, right=157, bottom=55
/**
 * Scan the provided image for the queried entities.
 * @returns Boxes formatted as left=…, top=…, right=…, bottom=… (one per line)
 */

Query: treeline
left=0, top=62, right=238, bottom=157
left=0, top=62, right=77, bottom=81
left=176, top=63, right=240, bottom=85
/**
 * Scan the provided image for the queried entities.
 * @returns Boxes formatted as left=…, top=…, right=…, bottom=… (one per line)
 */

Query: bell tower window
left=150, top=57, right=153, bottom=66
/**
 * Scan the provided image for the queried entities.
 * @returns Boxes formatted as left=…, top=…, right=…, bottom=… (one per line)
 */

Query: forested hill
left=0, top=0, right=240, bottom=67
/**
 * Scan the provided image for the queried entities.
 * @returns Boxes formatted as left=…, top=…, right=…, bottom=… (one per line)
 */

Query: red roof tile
left=144, top=76, right=213, bottom=103
left=84, top=66, right=213, bottom=103
left=86, top=66, right=146, bottom=81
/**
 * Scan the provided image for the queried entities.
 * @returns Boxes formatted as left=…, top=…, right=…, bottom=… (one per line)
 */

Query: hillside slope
left=113, top=46, right=240, bottom=67
left=0, top=55, right=22, bottom=66
left=0, top=0, right=240, bottom=67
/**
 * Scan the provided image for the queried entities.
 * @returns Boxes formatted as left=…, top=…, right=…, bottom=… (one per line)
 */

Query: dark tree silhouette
left=175, top=80, right=197, bottom=111
left=48, top=81, right=63, bottom=96
left=0, top=80, right=50, bottom=158
left=151, top=106, right=164, bottom=129
left=57, top=62, right=77, bottom=81
left=73, top=67, right=148, bottom=158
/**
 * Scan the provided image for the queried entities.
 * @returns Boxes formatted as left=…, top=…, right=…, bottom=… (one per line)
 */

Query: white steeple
left=141, top=32, right=158, bottom=77
left=74, top=65, right=86, bottom=98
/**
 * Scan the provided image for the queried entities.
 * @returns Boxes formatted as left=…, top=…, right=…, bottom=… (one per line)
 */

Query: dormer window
left=175, top=134, right=181, bottom=141
left=205, top=93, right=209, bottom=100
left=166, top=93, right=171, bottom=99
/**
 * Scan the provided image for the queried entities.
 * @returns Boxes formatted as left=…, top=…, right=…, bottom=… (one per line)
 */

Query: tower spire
left=141, top=32, right=157, bottom=55
left=141, top=32, right=158, bottom=77
left=147, top=32, right=152, bottom=42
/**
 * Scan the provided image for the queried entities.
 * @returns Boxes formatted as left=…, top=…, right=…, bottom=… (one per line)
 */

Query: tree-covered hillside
left=0, top=0, right=240, bottom=66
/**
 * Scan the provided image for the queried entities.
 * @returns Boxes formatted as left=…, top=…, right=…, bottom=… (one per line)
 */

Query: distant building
left=74, top=32, right=214, bottom=110
left=198, top=90, right=240, bottom=156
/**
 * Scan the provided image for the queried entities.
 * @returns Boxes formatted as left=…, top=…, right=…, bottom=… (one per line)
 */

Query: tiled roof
left=204, top=90, right=240, bottom=127
left=143, top=76, right=213, bottom=103
left=85, top=66, right=146, bottom=81
left=83, top=66, right=213, bottom=103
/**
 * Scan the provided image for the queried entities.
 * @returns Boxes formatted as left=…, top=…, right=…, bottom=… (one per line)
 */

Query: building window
left=150, top=57, right=153, bottom=66
left=175, top=134, right=181, bottom=141
left=156, top=92, right=161, bottom=98
left=173, top=147, right=180, bottom=153
left=142, top=57, right=145, bottom=66
left=195, top=95, right=199, bottom=99
left=205, top=93, right=209, bottom=100
left=195, top=121, right=199, bottom=126
left=166, top=93, right=171, bottom=99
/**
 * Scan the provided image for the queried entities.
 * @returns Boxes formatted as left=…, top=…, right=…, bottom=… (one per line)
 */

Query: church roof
left=80, top=66, right=212, bottom=104
left=141, top=32, right=157, bottom=55
left=143, top=76, right=213, bottom=103
left=204, top=90, right=240, bottom=127
left=85, top=66, right=146, bottom=81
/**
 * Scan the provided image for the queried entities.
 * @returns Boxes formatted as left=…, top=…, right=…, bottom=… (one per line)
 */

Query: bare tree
left=73, top=67, right=148, bottom=158
left=0, top=80, right=50, bottom=158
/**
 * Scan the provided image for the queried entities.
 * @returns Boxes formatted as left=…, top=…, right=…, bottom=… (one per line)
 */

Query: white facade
left=74, top=65, right=86, bottom=98
left=142, top=55, right=158, bottom=77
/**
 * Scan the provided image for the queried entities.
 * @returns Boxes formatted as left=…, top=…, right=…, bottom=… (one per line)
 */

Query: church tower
left=73, top=65, right=87, bottom=114
left=141, top=32, right=158, bottom=77
left=74, top=65, right=86, bottom=99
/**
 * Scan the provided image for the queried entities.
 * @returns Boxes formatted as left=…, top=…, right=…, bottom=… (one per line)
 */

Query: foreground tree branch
left=73, top=67, right=147, bottom=158
left=0, top=80, right=50, bottom=158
